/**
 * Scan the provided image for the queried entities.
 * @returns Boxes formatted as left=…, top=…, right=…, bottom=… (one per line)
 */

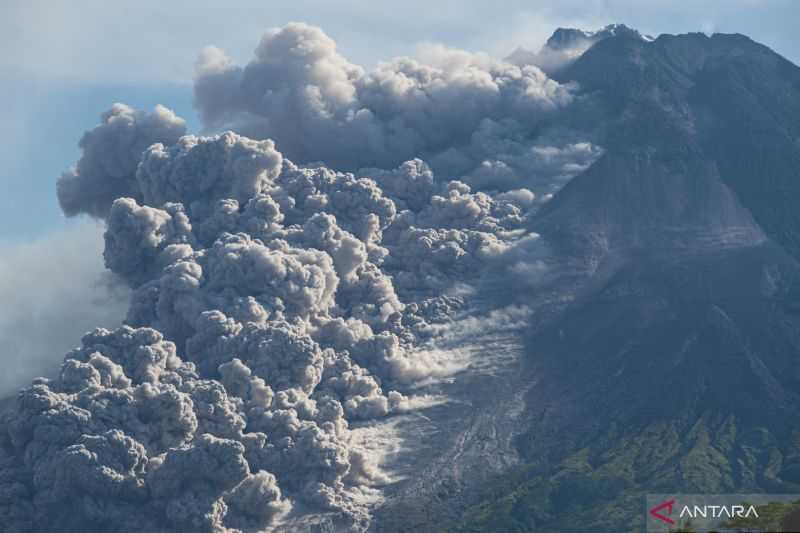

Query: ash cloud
left=1, top=22, right=603, bottom=532
left=193, top=22, right=601, bottom=198
left=57, top=103, right=186, bottom=219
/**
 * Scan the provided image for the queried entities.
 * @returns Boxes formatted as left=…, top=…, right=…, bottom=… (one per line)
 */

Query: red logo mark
left=649, top=498, right=676, bottom=525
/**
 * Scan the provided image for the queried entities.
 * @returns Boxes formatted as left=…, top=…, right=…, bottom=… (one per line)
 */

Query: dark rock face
left=541, top=31, right=800, bottom=255
left=532, top=30, right=800, bottom=428
left=451, top=28, right=800, bottom=533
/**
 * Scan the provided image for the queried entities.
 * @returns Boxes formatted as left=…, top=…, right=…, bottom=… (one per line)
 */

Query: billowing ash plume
left=192, top=22, right=601, bottom=197
left=57, top=103, right=187, bottom=218
left=1, top=22, right=602, bottom=532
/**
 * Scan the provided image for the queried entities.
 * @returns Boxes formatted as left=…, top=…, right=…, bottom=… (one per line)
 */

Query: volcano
left=3, top=21, right=800, bottom=533
left=451, top=27, right=800, bottom=533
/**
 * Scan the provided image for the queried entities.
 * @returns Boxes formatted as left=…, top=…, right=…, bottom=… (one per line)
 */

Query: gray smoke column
left=1, top=22, right=603, bottom=532
left=57, top=103, right=186, bottom=218
left=0, top=120, right=543, bottom=532
left=193, top=22, right=601, bottom=196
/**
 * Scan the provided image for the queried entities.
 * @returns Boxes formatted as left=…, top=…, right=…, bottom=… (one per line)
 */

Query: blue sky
left=2, top=0, right=798, bottom=242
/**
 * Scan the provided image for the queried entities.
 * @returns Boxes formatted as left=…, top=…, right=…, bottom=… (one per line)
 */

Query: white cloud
left=0, top=221, right=129, bottom=396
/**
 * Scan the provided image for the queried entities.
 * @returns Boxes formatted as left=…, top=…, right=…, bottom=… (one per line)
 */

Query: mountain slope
left=450, top=28, right=800, bottom=533
left=540, top=30, right=800, bottom=255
